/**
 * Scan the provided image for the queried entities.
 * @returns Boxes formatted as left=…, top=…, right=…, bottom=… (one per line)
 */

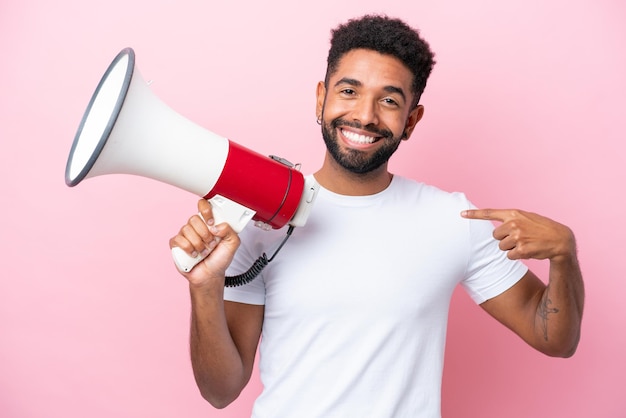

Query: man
left=169, top=15, right=584, bottom=417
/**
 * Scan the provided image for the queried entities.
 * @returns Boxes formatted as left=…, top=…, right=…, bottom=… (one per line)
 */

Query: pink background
left=1, top=0, right=625, bottom=417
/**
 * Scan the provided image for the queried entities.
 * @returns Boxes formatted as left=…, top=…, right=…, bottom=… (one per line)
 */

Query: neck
left=314, top=153, right=393, bottom=196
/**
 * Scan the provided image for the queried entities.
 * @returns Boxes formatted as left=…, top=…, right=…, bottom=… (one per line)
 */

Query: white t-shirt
left=224, top=175, right=527, bottom=418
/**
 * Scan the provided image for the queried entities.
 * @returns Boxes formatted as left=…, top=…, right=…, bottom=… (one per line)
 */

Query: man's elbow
left=199, top=387, right=242, bottom=410
left=540, top=333, right=581, bottom=358
left=194, top=375, right=246, bottom=409
left=553, top=341, right=579, bottom=359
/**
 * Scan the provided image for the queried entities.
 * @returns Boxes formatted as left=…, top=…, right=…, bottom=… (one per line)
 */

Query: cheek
left=386, top=114, right=411, bottom=138
left=321, top=98, right=348, bottom=119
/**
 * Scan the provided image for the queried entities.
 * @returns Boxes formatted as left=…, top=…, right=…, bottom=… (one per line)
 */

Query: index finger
left=198, top=199, right=214, bottom=224
left=461, top=208, right=512, bottom=222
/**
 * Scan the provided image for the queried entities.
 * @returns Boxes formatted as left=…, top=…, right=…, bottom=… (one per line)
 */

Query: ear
left=402, top=104, right=425, bottom=140
left=316, top=81, right=326, bottom=120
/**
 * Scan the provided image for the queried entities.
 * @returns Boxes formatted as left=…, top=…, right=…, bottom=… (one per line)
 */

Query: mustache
left=330, top=118, right=394, bottom=140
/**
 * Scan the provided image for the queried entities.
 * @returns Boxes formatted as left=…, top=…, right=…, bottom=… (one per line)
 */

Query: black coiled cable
left=224, top=225, right=295, bottom=288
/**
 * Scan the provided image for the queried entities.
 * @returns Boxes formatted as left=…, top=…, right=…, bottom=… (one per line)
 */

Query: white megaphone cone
left=65, top=48, right=319, bottom=280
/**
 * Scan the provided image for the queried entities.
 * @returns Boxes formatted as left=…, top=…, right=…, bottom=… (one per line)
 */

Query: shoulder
left=390, top=175, right=472, bottom=209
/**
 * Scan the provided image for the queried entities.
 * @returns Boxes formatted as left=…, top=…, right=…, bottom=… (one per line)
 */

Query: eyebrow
left=334, top=77, right=407, bottom=103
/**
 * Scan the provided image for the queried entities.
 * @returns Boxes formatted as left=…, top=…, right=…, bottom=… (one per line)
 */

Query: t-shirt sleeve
left=460, top=203, right=529, bottom=304
left=223, top=228, right=267, bottom=305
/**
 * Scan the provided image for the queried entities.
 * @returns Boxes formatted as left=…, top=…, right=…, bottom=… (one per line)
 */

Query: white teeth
left=342, top=129, right=376, bottom=144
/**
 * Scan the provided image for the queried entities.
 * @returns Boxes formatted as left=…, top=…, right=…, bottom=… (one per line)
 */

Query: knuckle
left=515, top=242, right=531, bottom=259
left=181, top=223, right=193, bottom=235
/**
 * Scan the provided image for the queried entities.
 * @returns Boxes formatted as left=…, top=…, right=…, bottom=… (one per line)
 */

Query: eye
left=340, top=88, right=356, bottom=96
left=382, top=97, right=400, bottom=107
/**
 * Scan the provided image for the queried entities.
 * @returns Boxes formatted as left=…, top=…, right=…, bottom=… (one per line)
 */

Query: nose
left=351, top=97, right=379, bottom=127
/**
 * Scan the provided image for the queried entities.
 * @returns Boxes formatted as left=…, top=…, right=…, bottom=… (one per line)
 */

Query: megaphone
left=65, top=47, right=319, bottom=279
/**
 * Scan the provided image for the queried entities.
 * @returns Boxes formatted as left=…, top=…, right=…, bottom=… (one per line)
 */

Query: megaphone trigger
left=171, top=195, right=256, bottom=272
left=205, top=195, right=256, bottom=234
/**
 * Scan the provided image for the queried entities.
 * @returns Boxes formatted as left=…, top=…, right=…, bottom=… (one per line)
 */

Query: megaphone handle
left=171, top=195, right=256, bottom=273
left=171, top=246, right=205, bottom=273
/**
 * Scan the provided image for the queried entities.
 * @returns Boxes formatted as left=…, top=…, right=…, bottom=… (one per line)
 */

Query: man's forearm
left=189, top=284, right=247, bottom=408
left=534, top=254, right=585, bottom=357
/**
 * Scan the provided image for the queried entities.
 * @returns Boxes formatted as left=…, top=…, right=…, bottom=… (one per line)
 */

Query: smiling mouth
left=341, top=129, right=379, bottom=145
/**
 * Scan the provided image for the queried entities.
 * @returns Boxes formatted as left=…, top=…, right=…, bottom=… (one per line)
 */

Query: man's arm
left=462, top=209, right=585, bottom=357
left=189, top=294, right=263, bottom=408
left=171, top=199, right=264, bottom=408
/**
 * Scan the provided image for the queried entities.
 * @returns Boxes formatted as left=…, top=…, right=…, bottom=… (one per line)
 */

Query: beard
left=321, top=117, right=404, bottom=174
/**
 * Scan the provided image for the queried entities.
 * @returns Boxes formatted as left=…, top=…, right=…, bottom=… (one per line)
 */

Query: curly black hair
left=326, top=15, right=436, bottom=107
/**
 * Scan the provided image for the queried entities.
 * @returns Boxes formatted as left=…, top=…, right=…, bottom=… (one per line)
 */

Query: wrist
left=189, top=277, right=225, bottom=300
left=550, top=227, right=577, bottom=262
